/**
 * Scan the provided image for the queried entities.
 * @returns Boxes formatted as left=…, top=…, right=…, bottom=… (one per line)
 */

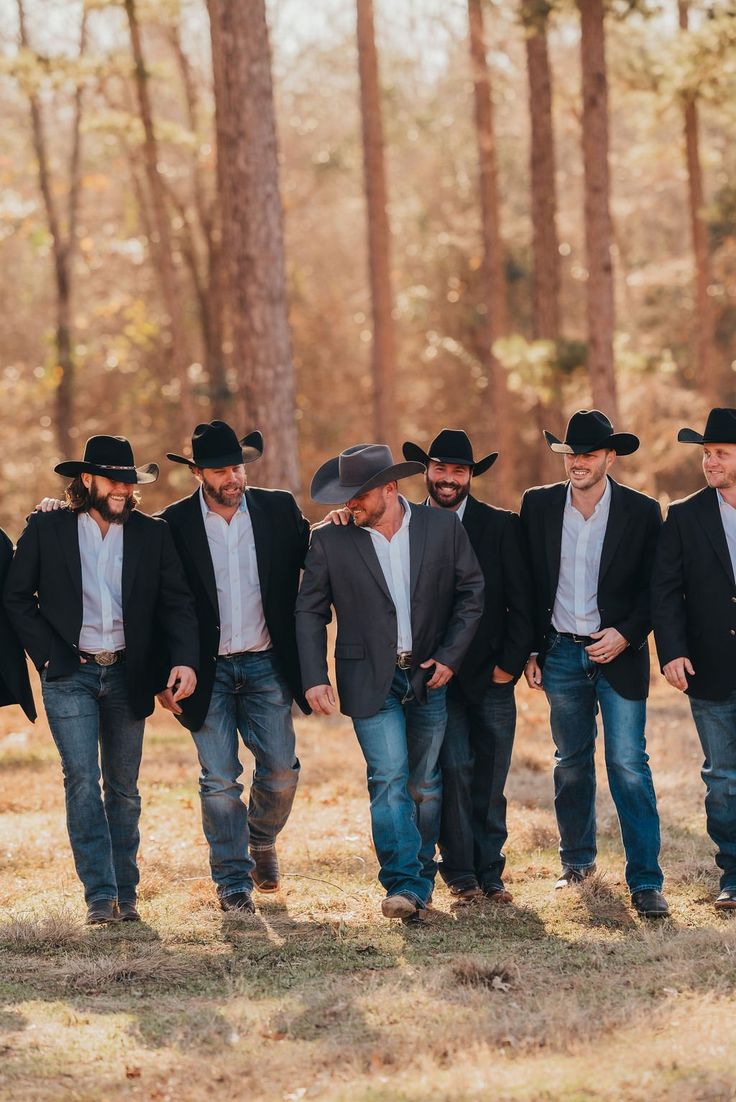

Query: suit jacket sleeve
left=498, top=513, right=536, bottom=676
left=613, top=498, right=662, bottom=650
left=295, top=531, right=333, bottom=691
left=291, top=495, right=310, bottom=567
left=155, top=522, right=200, bottom=671
left=651, top=507, right=690, bottom=668
left=3, top=514, right=56, bottom=669
left=518, top=491, right=544, bottom=653
left=433, top=518, right=484, bottom=672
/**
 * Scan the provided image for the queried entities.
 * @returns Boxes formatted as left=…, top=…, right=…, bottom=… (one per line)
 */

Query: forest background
left=2, top=0, right=734, bottom=530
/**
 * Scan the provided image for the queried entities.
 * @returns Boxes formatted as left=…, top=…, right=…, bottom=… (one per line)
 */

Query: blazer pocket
left=335, top=643, right=365, bottom=660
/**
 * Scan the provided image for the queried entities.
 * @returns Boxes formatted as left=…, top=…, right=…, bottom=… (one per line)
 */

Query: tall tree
left=207, top=0, right=299, bottom=489
left=16, top=0, right=86, bottom=455
left=678, top=0, right=719, bottom=406
left=468, top=0, right=514, bottom=503
left=577, top=0, right=618, bottom=422
left=124, top=0, right=194, bottom=440
left=356, top=0, right=397, bottom=449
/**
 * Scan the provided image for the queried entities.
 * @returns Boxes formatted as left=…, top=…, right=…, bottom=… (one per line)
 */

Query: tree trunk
left=124, top=0, right=194, bottom=444
left=208, top=0, right=299, bottom=490
left=577, top=0, right=618, bottom=422
left=467, top=0, right=514, bottom=504
left=356, top=0, right=397, bottom=450
left=522, top=0, right=563, bottom=482
left=678, top=0, right=719, bottom=407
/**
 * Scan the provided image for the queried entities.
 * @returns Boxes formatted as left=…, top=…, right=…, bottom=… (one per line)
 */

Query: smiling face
left=346, top=482, right=397, bottom=527
left=562, top=449, right=615, bottom=491
left=426, top=461, right=472, bottom=509
left=82, top=474, right=137, bottom=524
left=195, top=464, right=247, bottom=508
left=703, top=444, right=736, bottom=491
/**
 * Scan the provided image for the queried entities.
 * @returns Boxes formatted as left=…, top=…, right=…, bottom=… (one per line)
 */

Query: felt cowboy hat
left=402, top=428, right=498, bottom=476
left=543, top=409, right=639, bottom=456
left=167, top=421, right=264, bottom=468
left=678, top=408, right=736, bottom=445
left=54, top=435, right=159, bottom=484
left=310, top=444, right=425, bottom=505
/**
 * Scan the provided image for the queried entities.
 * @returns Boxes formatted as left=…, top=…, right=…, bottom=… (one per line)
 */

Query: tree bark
left=678, top=0, right=719, bottom=407
left=468, top=0, right=514, bottom=504
left=356, top=0, right=397, bottom=450
left=124, top=0, right=194, bottom=443
left=208, top=0, right=299, bottom=490
left=577, top=0, right=618, bottom=422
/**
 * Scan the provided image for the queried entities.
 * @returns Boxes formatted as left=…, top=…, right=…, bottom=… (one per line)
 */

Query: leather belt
left=396, top=652, right=412, bottom=670
left=554, top=632, right=594, bottom=646
left=79, top=649, right=126, bottom=666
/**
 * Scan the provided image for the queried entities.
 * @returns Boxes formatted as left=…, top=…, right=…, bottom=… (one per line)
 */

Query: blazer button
left=732, top=597, right=736, bottom=603
left=731, top=631, right=736, bottom=637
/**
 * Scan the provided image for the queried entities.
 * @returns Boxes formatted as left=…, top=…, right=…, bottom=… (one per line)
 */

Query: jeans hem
left=560, top=861, right=596, bottom=871
left=387, top=890, right=426, bottom=908
left=629, top=883, right=664, bottom=894
left=249, top=843, right=276, bottom=852
left=218, top=885, right=253, bottom=899
left=87, top=893, right=118, bottom=904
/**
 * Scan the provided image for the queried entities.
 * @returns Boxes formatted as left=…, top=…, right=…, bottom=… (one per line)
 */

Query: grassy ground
left=2, top=670, right=736, bottom=1102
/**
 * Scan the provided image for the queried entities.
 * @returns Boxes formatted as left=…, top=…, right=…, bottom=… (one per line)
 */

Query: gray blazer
left=295, top=503, right=484, bottom=718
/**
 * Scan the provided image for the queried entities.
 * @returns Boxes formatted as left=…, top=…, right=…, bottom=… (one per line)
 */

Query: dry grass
left=3, top=670, right=736, bottom=1101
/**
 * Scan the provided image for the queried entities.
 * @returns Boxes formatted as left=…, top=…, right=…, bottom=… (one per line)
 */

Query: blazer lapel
left=58, top=512, right=82, bottom=602
left=544, top=484, right=567, bottom=597
left=698, top=487, right=735, bottom=586
left=245, top=490, right=272, bottom=603
left=122, top=513, right=146, bottom=609
left=409, top=503, right=428, bottom=600
left=179, top=490, right=219, bottom=614
left=461, top=494, right=485, bottom=545
left=349, top=523, right=393, bottom=603
left=597, top=478, right=630, bottom=585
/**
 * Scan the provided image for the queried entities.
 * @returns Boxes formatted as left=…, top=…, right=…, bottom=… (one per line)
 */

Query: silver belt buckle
left=397, top=652, right=412, bottom=670
left=95, top=651, right=117, bottom=666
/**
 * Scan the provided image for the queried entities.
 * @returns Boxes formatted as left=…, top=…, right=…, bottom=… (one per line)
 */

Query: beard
left=201, top=473, right=246, bottom=507
left=88, top=483, right=137, bottom=525
left=426, top=476, right=470, bottom=509
left=350, top=496, right=386, bottom=528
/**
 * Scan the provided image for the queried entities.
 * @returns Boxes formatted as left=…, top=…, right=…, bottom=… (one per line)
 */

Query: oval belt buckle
left=96, top=651, right=116, bottom=666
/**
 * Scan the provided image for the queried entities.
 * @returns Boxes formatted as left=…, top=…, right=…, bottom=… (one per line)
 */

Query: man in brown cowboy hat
left=5, top=435, right=198, bottom=925
left=520, top=410, right=668, bottom=918
left=401, top=429, right=534, bottom=904
left=296, top=444, right=483, bottom=923
left=653, top=408, right=736, bottom=910
left=157, top=421, right=309, bottom=914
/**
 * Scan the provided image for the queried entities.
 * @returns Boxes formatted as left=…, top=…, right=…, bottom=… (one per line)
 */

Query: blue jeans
left=191, top=650, right=300, bottom=899
left=42, top=663, right=145, bottom=905
left=689, top=690, right=736, bottom=890
left=352, top=667, right=446, bottom=907
left=438, top=681, right=516, bottom=893
left=542, top=632, right=663, bottom=892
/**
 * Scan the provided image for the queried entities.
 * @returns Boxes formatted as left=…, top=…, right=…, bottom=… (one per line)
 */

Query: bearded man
left=4, top=436, right=198, bottom=925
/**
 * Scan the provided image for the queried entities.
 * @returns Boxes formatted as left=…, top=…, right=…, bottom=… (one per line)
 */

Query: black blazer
left=4, top=509, right=199, bottom=720
left=652, top=487, right=736, bottom=701
left=295, top=503, right=484, bottom=719
left=158, top=487, right=310, bottom=731
left=449, top=495, right=535, bottom=703
left=0, top=529, right=36, bottom=722
left=519, top=478, right=662, bottom=701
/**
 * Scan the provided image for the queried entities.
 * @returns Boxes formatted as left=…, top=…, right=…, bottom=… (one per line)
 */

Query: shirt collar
left=367, top=494, right=412, bottom=534
left=423, top=495, right=468, bottom=521
left=199, top=485, right=247, bottom=520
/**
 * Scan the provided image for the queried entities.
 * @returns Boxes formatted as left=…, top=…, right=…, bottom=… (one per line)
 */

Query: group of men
left=1, top=407, right=735, bottom=927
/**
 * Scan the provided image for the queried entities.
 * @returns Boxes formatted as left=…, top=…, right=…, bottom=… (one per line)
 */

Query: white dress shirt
left=551, top=478, right=612, bottom=636
left=200, top=488, right=271, bottom=655
left=424, top=495, right=468, bottom=521
left=718, top=491, right=736, bottom=583
left=366, top=495, right=413, bottom=653
left=78, top=513, right=126, bottom=652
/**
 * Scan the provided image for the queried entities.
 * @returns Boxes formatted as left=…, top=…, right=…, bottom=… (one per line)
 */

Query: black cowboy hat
left=402, top=428, right=498, bottom=476
left=54, top=435, right=159, bottom=484
left=167, top=421, right=263, bottom=468
left=678, top=408, right=736, bottom=445
left=310, top=444, right=425, bottom=505
left=543, top=409, right=639, bottom=456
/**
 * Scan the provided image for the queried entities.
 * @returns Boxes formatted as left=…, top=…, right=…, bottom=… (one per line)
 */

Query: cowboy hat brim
left=402, top=442, right=499, bottom=476
left=53, top=461, right=159, bottom=484
left=310, top=457, right=425, bottom=504
left=543, top=430, right=640, bottom=457
left=677, top=427, right=709, bottom=444
left=167, top=431, right=264, bottom=468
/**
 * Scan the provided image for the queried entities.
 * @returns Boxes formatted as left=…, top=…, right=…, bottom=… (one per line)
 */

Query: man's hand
left=168, top=666, right=196, bottom=703
left=323, top=508, right=351, bottom=526
left=420, top=658, right=454, bottom=689
left=524, top=655, right=543, bottom=690
left=157, top=688, right=182, bottom=715
left=491, top=665, right=514, bottom=685
left=35, top=497, right=65, bottom=512
left=306, top=683, right=337, bottom=715
left=663, top=657, right=694, bottom=692
left=586, top=627, right=628, bottom=665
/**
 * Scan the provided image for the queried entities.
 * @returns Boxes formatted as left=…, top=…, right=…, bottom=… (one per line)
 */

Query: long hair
left=64, top=476, right=140, bottom=514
